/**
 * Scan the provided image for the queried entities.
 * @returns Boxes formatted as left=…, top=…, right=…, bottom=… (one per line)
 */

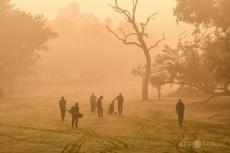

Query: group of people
left=58, top=93, right=125, bottom=128
left=59, top=95, right=186, bottom=128
left=89, top=93, right=124, bottom=117
left=59, top=97, right=82, bottom=128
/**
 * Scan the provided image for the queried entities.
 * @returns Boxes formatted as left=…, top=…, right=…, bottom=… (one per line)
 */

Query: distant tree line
left=0, top=0, right=56, bottom=97
left=1, top=0, right=229, bottom=102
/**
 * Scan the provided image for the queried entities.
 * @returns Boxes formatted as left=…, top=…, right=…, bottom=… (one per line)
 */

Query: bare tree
left=107, top=0, right=164, bottom=100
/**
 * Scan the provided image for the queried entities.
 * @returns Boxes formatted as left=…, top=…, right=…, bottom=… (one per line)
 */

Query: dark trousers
left=118, top=102, right=123, bottom=115
left=72, top=116, right=79, bottom=128
left=60, top=109, right=66, bottom=121
left=98, top=107, right=103, bottom=117
left=177, top=112, right=184, bottom=126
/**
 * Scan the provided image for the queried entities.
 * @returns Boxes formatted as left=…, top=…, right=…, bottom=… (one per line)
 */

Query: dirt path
left=62, top=128, right=129, bottom=153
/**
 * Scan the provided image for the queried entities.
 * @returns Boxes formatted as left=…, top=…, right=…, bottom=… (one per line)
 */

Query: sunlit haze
left=1, top=0, right=230, bottom=152
left=12, top=0, right=176, bottom=22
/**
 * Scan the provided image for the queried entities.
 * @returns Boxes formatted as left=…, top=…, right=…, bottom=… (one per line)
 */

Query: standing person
left=176, top=99, right=185, bottom=127
left=97, top=96, right=104, bottom=117
left=90, top=93, right=97, bottom=112
left=59, top=97, right=66, bottom=121
left=114, top=93, right=124, bottom=115
left=69, top=102, right=80, bottom=128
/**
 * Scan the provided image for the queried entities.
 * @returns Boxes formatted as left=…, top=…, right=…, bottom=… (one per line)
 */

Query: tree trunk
left=157, top=87, right=161, bottom=100
left=131, top=22, right=152, bottom=101
left=142, top=52, right=151, bottom=101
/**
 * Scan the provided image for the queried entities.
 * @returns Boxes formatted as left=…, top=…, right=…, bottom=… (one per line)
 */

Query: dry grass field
left=0, top=85, right=230, bottom=153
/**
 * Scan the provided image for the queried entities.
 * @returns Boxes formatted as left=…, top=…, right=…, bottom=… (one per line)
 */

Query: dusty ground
left=0, top=86, right=230, bottom=153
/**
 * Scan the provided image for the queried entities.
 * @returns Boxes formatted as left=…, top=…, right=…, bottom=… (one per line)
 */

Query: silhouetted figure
left=114, top=93, right=124, bottom=115
left=176, top=99, right=185, bottom=126
left=90, top=93, right=97, bottom=112
left=69, top=102, right=80, bottom=128
left=97, top=96, right=104, bottom=117
left=59, top=97, right=66, bottom=121
left=108, top=101, right=115, bottom=115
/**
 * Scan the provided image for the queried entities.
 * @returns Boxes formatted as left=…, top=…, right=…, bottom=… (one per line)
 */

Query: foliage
left=156, top=30, right=230, bottom=100
left=174, top=0, right=230, bottom=31
left=131, top=64, right=145, bottom=79
left=0, top=0, right=57, bottom=96
left=150, top=72, right=167, bottom=90
left=132, top=64, right=168, bottom=99
left=153, top=0, right=230, bottom=101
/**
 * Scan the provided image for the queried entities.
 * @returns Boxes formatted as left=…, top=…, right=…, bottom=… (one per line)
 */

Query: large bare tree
left=107, top=0, right=164, bottom=100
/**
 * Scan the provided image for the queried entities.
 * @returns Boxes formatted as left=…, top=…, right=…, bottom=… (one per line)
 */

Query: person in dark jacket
left=59, top=97, right=66, bottom=121
left=176, top=99, right=185, bottom=126
left=69, top=102, right=80, bottom=128
left=114, top=93, right=124, bottom=115
left=97, top=96, right=104, bottom=117
left=90, top=93, right=97, bottom=112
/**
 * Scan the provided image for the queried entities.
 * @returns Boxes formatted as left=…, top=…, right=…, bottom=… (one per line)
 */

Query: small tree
left=132, top=64, right=168, bottom=100
left=150, top=72, right=167, bottom=100
left=107, top=0, right=164, bottom=101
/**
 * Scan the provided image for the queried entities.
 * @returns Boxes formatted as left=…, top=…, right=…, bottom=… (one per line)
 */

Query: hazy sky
left=11, top=0, right=177, bottom=23
left=9, top=0, right=188, bottom=84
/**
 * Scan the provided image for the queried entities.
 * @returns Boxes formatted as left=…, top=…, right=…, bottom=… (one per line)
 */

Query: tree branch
left=108, top=0, right=131, bottom=21
left=193, top=28, right=210, bottom=45
left=107, top=26, right=141, bottom=47
left=140, top=12, right=158, bottom=36
left=148, top=33, right=165, bottom=51
left=132, top=0, right=139, bottom=20
left=178, top=31, right=187, bottom=46
left=118, top=28, right=138, bottom=38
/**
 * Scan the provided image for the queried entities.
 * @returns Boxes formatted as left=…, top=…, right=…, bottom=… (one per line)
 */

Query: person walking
left=69, top=102, right=80, bottom=128
left=59, top=97, right=66, bottom=121
left=176, top=99, right=185, bottom=127
left=97, top=96, right=104, bottom=117
left=90, top=93, right=97, bottom=112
